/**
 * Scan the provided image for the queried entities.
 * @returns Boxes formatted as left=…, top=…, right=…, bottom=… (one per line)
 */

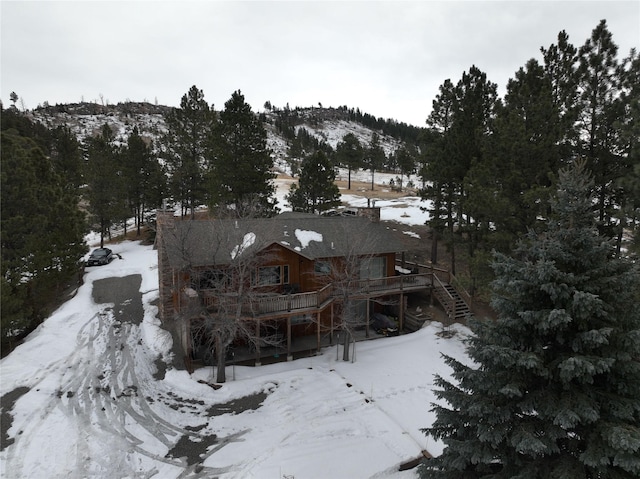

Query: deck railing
left=198, top=274, right=430, bottom=318
left=255, top=284, right=333, bottom=314
left=396, top=259, right=472, bottom=304
left=349, top=274, right=431, bottom=295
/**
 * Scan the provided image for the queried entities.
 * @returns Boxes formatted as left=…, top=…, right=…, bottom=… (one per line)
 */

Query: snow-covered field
left=275, top=168, right=430, bottom=227
left=0, top=183, right=468, bottom=479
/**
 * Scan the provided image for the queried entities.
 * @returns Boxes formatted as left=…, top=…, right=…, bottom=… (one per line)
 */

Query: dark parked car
left=87, top=248, right=114, bottom=266
left=370, top=312, right=399, bottom=336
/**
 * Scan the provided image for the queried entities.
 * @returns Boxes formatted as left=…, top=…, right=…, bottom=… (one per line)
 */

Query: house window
left=359, top=256, right=386, bottom=279
left=257, top=265, right=289, bottom=286
left=314, top=260, right=331, bottom=275
left=194, top=269, right=226, bottom=290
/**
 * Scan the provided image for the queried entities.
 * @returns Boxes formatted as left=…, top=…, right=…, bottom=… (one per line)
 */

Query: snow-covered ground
left=275, top=168, right=430, bottom=227
left=0, top=183, right=466, bottom=479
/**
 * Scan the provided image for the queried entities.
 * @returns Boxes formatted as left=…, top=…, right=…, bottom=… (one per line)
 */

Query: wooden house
left=156, top=210, right=438, bottom=370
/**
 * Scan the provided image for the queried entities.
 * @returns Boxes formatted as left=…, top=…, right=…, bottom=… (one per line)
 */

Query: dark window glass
left=314, top=261, right=331, bottom=275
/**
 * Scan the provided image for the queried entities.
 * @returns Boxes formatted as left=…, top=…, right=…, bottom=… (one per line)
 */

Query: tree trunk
left=431, top=230, right=439, bottom=265
left=100, top=218, right=105, bottom=248
left=451, top=242, right=456, bottom=277
left=215, top=335, right=226, bottom=383
left=447, top=200, right=456, bottom=276
left=342, top=330, right=350, bottom=361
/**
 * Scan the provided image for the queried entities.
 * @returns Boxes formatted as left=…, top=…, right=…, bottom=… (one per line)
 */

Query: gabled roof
left=161, top=211, right=405, bottom=269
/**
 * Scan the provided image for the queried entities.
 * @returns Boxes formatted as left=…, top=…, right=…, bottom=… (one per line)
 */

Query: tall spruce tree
left=210, top=90, right=276, bottom=217
left=421, top=161, right=640, bottom=478
left=286, top=150, right=340, bottom=214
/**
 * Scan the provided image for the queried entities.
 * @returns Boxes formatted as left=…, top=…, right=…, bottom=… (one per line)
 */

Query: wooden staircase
left=433, top=282, right=471, bottom=322
left=395, top=258, right=473, bottom=324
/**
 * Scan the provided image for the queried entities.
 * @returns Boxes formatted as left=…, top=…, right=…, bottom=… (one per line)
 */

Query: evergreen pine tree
left=211, top=90, right=276, bottom=217
left=540, top=29, right=580, bottom=166
left=487, top=58, right=559, bottom=251
left=577, top=20, right=625, bottom=237
left=421, top=161, right=640, bottom=478
left=421, top=68, right=497, bottom=275
left=335, top=132, right=363, bottom=190
left=421, top=79, right=457, bottom=272
left=123, top=126, right=165, bottom=235
left=395, top=145, right=416, bottom=191
left=453, top=66, right=498, bottom=260
left=364, top=132, right=386, bottom=190
left=286, top=150, right=340, bottom=214
left=84, top=124, right=126, bottom=247
left=50, top=125, right=83, bottom=190
left=163, top=85, right=215, bottom=218
left=616, top=48, right=640, bottom=254
left=1, top=115, right=86, bottom=347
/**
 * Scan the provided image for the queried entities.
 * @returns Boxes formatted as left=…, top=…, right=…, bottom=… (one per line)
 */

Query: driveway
left=1, top=273, right=247, bottom=478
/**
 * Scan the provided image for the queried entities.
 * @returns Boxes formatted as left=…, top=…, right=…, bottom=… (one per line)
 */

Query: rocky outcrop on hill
left=26, top=101, right=421, bottom=162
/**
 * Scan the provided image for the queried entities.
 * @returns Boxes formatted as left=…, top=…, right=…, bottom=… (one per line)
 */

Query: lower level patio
left=190, top=326, right=398, bottom=370
left=191, top=300, right=434, bottom=369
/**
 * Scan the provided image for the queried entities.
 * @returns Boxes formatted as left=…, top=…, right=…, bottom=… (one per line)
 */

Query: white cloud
left=2, top=1, right=638, bottom=125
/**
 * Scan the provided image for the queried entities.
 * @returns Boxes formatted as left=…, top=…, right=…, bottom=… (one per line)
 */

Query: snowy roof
left=161, top=211, right=405, bottom=269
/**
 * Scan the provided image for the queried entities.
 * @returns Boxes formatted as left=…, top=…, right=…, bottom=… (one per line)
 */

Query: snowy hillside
left=27, top=102, right=416, bottom=169
left=300, top=119, right=400, bottom=153
left=26, top=102, right=169, bottom=147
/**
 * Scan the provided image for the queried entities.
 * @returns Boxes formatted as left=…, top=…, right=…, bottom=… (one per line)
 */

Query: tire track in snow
left=1, top=311, right=106, bottom=478
left=3, top=275, right=245, bottom=479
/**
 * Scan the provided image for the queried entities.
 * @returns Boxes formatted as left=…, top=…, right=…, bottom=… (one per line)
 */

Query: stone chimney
left=356, top=206, right=381, bottom=223
left=156, top=208, right=176, bottom=230
left=155, top=208, right=176, bottom=328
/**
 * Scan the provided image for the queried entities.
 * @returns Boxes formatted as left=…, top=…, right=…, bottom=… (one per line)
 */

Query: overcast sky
left=1, top=1, right=638, bottom=126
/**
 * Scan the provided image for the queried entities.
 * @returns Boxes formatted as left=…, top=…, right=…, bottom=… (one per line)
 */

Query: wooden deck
left=200, top=273, right=432, bottom=319
left=188, top=266, right=471, bottom=369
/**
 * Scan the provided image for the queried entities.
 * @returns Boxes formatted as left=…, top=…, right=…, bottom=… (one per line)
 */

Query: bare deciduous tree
left=315, top=224, right=396, bottom=362
left=169, top=215, right=281, bottom=383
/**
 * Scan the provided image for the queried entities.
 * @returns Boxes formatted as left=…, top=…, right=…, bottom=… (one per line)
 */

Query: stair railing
left=448, top=272, right=473, bottom=307
left=431, top=274, right=458, bottom=320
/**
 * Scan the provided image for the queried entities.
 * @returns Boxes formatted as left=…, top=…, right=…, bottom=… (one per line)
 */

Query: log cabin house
left=156, top=208, right=461, bottom=370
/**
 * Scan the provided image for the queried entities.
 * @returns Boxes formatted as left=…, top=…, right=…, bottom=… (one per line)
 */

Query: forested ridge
left=2, top=20, right=638, bottom=352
